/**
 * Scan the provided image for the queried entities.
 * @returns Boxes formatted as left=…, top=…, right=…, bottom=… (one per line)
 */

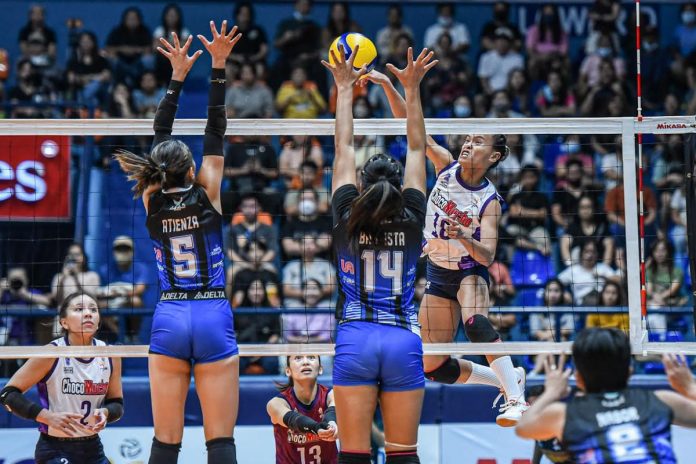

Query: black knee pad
left=206, top=437, right=236, bottom=464
left=339, top=451, right=372, bottom=464
left=464, top=314, right=500, bottom=343
left=386, top=451, right=420, bottom=463
left=425, top=357, right=460, bottom=384
left=149, top=438, right=181, bottom=464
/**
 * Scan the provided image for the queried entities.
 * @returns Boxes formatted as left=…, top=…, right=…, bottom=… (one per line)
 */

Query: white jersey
left=423, top=161, right=502, bottom=270
left=37, top=337, right=111, bottom=437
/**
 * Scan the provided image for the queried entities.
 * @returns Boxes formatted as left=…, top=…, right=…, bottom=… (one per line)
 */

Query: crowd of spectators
left=1, top=1, right=695, bottom=375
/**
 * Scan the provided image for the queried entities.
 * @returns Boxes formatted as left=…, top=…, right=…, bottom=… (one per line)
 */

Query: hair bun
left=159, top=162, right=167, bottom=171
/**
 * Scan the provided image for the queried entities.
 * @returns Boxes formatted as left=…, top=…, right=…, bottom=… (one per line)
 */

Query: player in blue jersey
left=322, top=45, right=437, bottom=464
left=114, top=21, right=241, bottom=464
left=517, top=328, right=696, bottom=463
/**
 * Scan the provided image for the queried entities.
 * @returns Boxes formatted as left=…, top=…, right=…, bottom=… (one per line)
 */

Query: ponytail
left=114, top=150, right=163, bottom=198
left=346, top=179, right=403, bottom=247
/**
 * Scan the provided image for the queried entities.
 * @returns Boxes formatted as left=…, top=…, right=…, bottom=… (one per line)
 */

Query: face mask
left=493, top=102, right=509, bottom=114
left=564, top=142, right=580, bottom=154
left=298, top=199, right=317, bottom=216
left=453, top=105, right=471, bottom=118
left=597, top=47, right=612, bottom=58
left=438, top=16, right=453, bottom=27
left=114, top=251, right=133, bottom=266
left=683, top=11, right=696, bottom=24
left=643, top=41, right=658, bottom=52
left=354, top=105, right=370, bottom=119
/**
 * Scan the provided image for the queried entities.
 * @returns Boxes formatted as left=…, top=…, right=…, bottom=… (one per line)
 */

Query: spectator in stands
left=489, top=260, right=516, bottom=307
left=271, top=0, right=323, bottom=93
left=282, top=277, right=334, bottom=342
left=671, top=3, right=696, bottom=81
left=105, top=7, right=153, bottom=88
left=646, top=239, right=686, bottom=309
left=506, top=68, right=532, bottom=116
left=473, top=92, right=490, bottom=118
left=529, top=278, right=574, bottom=376
left=132, top=71, right=165, bottom=118
left=279, top=135, right=324, bottom=189
left=586, top=0, right=621, bottom=55
left=423, top=2, right=470, bottom=55
left=585, top=281, right=628, bottom=331
left=424, top=32, right=471, bottom=115
left=7, top=58, right=54, bottom=118
left=0, top=267, right=47, bottom=348
left=384, top=32, right=413, bottom=71
left=275, top=65, right=326, bottom=118
left=226, top=195, right=278, bottom=283
left=662, top=93, right=682, bottom=116
left=322, top=2, right=361, bottom=52
left=633, top=26, right=669, bottom=113
left=553, top=135, right=595, bottom=187
left=670, top=185, right=689, bottom=257
left=225, top=62, right=274, bottom=118
left=552, top=160, right=588, bottom=233
left=487, top=90, right=540, bottom=158
left=535, top=70, right=576, bottom=117
left=223, top=135, right=279, bottom=210
left=66, top=31, right=111, bottom=108
left=561, top=195, right=614, bottom=267
left=579, top=35, right=626, bottom=97
left=605, top=177, right=658, bottom=247
left=477, top=27, right=524, bottom=95
left=152, top=4, right=190, bottom=84
left=375, top=5, right=414, bottom=61
left=651, top=135, right=685, bottom=222
left=505, top=165, right=551, bottom=256
left=18, top=5, right=56, bottom=67
left=580, top=58, right=629, bottom=117
left=480, top=1, right=522, bottom=52
left=558, top=241, right=621, bottom=306
left=599, top=135, right=623, bottom=190
left=494, top=133, right=538, bottom=193
left=284, top=161, right=330, bottom=217
left=99, top=235, right=148, bottom=342
left=281, top=189, right=332, bottom=260
left=526, top=4, right=568, bottom=81
left=228, top=2, right=268, bottom=78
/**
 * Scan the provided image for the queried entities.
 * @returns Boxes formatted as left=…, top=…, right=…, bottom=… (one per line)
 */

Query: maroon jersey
left=273, top=384, right=338, bottom=464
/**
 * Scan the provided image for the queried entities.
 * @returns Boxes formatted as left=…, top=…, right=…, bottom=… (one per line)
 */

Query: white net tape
left=1, top=115, right=695, bottom=358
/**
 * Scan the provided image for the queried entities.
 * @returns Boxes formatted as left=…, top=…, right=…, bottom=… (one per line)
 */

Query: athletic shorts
left=333, top=321, right=424, bottom=392
left=150, top=297, right=238, bottom=363
left=35, top=433, right=108, bottom=464
left=424, top=260, right=490, bottom=302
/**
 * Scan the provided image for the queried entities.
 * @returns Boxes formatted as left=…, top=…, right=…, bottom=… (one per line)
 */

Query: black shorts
left=35, top=433, right=107, bottom=464
left=424, top=260, right=490, bottom=302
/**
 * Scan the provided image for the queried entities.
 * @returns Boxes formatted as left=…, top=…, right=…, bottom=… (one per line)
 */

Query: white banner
left=0, top=424, right=693, bottom=463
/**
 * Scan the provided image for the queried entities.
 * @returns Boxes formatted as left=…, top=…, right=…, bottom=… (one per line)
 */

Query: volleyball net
left=0, top=116, right=694, bottom=367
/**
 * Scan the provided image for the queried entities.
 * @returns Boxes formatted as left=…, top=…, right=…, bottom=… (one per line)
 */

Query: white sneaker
left=495, top=398, right=529, bottom=427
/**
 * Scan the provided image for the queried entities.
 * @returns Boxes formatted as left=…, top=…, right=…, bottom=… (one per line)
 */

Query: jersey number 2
left=170, top=235, right=198, bottom=278
left=361, top=250, right=404, bottom=295
left=298, top=445, right=321, bottom=464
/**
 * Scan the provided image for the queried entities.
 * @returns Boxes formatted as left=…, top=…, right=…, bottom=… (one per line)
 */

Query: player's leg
left=334, top=385, right=379, bottom=464
left=148, top=354, right=191, bottom=464
left=458, top=272, right=527, bottom=425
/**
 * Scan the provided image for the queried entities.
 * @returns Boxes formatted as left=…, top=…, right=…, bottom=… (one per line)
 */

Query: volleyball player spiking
left=517, top=328, right=696, bottom=463
left=324, top=45, right=437, bottom=464
left=364, top=70, right=527, bottom=426
left=0, top=293, right=123, bottom=464
left=267, top=355, right=338, bottom=464
left=114, top=22, right=241, bottom=464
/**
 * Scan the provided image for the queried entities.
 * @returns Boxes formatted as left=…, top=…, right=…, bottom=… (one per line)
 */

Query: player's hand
left=386, top=47, right=438, bottom=89
left=443, top=217, right=474, bottom=241
left=321, top=44, right=367, bottom=90
left=317, top=421, right=338, bottom=441
left=91, top=408, right=108, bottom=433
left=198, top=20, right=242, bottom=68
left=663, top=353, right=696, bottom=399
left=157, top=33, right=203, bottom=81
left=38, top=411, right=86, bottom=437
left=357, top=69, right=391, bottom=88
left=542, top=354, right=572, bottom=401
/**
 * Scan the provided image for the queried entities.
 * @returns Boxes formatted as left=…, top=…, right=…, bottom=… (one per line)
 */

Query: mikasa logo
left=656, top=123, right=687, bottom=129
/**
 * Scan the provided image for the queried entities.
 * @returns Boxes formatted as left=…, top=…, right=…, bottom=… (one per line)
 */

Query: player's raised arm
left=152, top=32, right=203, bottom=149
left=387, top=47, right=438, bottom=195
left=363, top=69, right=453, bottom=174
left=195, top=20, right=242, bottom=211
left=322, top=45, right=367, bottom=194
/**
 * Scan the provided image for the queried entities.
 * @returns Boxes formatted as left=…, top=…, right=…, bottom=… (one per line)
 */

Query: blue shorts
left=150, top=298, right=239, bottom=363
left=35, top=434, right=108, bottom=464
left=425, top=260, right=490, bottom=302
left=333, top=321, right=424, bottom=392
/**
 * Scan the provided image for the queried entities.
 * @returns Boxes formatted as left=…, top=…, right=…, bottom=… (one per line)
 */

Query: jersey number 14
left=361, top=250, right=404, bottom=295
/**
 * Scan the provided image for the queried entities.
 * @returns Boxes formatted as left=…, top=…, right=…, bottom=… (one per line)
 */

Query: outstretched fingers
left=347, top=44, right=360, bottom=68
left=209, top=20, right=220, bottom=38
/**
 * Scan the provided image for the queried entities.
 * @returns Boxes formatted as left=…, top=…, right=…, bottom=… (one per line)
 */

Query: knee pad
left=206, top=437, right=236, bottom=464
left=464, top=314, right=500, bottom=343
left=425, top=357, right=460, bottom=384
left=339, top=451, right=372, bottom=464
left=149, top=438, right=181, bottom=464
left=386, top=451, right=420, bottom=463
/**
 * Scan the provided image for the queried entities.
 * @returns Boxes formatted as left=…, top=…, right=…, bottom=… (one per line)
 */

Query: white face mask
left=114, top=251, right=133, bottom=266
left=298, top=199, right=317, bottom=216
left=438, top=16, right=453, bottom=27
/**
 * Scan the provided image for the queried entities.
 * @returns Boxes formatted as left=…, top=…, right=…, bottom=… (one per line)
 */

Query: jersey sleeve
left=402, top=188, right=427, bottom=227
left=331, top=185, right=359, bottom=227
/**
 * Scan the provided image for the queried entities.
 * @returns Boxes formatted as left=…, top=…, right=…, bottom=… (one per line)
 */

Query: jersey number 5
left=361, top=250, right=404, bottom=295
left=170, top=235, right=198, bottom=278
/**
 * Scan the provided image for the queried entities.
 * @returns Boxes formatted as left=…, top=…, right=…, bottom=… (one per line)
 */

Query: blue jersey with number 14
left=332, top=185, right=426, bottom=336
left=146, top=184, right=226, bottom=291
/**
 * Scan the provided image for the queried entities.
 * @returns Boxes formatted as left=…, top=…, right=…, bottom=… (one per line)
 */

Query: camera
left=9, top=278, right=24, bottom=291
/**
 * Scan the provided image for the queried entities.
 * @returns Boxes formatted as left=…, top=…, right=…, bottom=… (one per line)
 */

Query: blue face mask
left=597, top=47, right=612, bottom=58
left=453, top=105, right=471, bottom=118
left=683, top=11, right=696, bottom=25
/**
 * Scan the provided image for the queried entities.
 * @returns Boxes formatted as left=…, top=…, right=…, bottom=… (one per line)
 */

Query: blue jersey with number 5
left=146, top=185, right=226, bottom=291
left=332, top=185, right=426, bottom=336
left=562, top=389, right=676, bottom=463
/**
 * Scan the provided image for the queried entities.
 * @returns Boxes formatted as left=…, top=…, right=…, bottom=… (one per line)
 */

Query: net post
left=622, top=119, right=646, bottom=355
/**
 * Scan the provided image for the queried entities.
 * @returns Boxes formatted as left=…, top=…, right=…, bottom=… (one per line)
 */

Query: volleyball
left=329, top=32, right=378, bottom=73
